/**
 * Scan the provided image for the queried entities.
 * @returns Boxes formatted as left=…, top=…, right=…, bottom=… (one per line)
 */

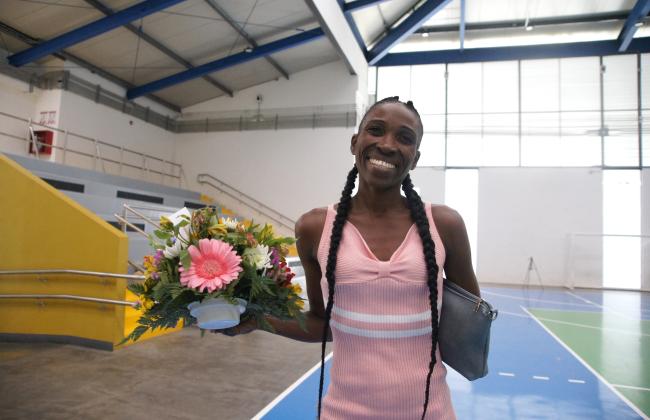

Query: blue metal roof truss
left=375, top=37, right=650, bottom=66
left=338, top=0, right=369, bottom=54
left=8, top=0, right=185, bottom=67
left=367, top=0, right=452, bottom=65
left=617, top=0, right=650, bottom=52
left=127, top=28, right=325, bottom=100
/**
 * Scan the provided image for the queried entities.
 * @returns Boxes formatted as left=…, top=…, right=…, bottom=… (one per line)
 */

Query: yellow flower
left=159, top=216, right=173, bottom=230
left=208, top=223, right=227, bottom=237
left=290, top=282, right=303, bottom=295
left=138, top=298, right=155, bottom=311
left=289, top=283, right=305, bottom=309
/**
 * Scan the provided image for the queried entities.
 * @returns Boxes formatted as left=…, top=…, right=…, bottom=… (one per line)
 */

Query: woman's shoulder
left=295, top=206, right=329, bottom=245
left=428, top=203, right=466, bottom=241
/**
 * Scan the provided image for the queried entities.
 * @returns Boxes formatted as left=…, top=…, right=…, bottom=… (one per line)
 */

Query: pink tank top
left=316, top=202, right=456, bottom=420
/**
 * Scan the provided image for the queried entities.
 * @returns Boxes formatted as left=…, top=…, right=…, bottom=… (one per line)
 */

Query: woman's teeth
left=369, top=158, right=396, bottom=169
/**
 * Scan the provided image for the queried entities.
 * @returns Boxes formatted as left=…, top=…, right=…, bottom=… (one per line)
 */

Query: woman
left=222, top=97, right=480, bottom=419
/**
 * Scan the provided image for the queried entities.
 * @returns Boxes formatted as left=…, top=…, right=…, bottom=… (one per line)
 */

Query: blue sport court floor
left=253, top=286, right=650, bottom=419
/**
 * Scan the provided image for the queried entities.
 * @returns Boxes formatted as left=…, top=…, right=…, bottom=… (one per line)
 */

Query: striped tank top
left=316, top=202, right=455, bottom=420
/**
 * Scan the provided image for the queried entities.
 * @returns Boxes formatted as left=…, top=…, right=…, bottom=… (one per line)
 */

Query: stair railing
left=0, top=269, right=143, bottom=307
left=0, top=110, right=184, bottom=187
left=197, top=173, right=296, bottom=233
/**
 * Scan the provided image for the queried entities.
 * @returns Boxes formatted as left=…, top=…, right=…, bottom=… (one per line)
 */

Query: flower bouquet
left=123, top=207, right=305, bottom=343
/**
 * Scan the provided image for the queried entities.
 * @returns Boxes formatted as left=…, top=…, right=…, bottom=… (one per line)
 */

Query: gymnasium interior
left=0, top=0, right=649, bottom=419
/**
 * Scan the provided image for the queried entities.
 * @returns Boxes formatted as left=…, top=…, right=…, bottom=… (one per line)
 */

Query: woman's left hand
left=214, top=316, right=258, bottom=336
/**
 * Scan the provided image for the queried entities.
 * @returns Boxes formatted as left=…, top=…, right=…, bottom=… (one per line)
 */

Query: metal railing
left=0, top=110, right=186, bottom=187
left=0, top=294, right=138, bottom=307
left=197, top=173, right=296, bottom=232
left=0, top=269, right=144, bottom=307
left=0, top=269, right=144, bottom=280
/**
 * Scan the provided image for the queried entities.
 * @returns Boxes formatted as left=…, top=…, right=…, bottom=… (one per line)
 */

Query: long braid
left=402, top=174, right=440, bottom=420
left=317, top=166, right=358, bottom=419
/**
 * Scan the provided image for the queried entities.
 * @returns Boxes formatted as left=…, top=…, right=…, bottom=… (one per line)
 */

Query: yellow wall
left=0, top=154, right=129, bottom=348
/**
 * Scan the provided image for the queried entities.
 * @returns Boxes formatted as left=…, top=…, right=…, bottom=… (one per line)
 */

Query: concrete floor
left=0, top=327, right=329, bottom=420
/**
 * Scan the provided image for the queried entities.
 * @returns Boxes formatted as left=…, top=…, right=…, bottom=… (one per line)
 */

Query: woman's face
left=351, top=102, right=421, bottom=190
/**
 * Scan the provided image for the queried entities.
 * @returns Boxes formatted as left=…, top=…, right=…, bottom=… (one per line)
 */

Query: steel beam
left=376, top=37, right=650, bottom=66
left=337, top=0, right=368, bottom=54
left=0, top=21, right=180, bottom=113
left=367, top=0, right=452, bottom=65
left=127, top=28, right=324, bottom=99
left=459, top=0, right=465, bottom=50
left=8, top=0, right=185, bottom=67
left=343, top=0, right=391, bottom=13
left=83, top=0, right=232, bottom=96
left=203, top=0, right=290, bottom=80
left=617, top=0, right=650, bottom=52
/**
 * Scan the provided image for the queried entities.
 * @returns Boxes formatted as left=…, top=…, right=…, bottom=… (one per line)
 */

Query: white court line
left=613, top=384, right=650, bottom=392
left=482, top=290, right=593, bottom=307
left=252, top=352, right=333, bottom=420
left=569, top=379, right=586, bottom=384
left=521, top=306, right=649, bottom=420
left=502, top=309, right=649, bottom=337
left=499, top=310, right=530, bottom=318
left=498, top=372, right=515, bottom=377
left=529, top=312, right=650, bottom=337
left=533, top=376, right=550, bottom=381
left=564, top=291, right=637, bottom=321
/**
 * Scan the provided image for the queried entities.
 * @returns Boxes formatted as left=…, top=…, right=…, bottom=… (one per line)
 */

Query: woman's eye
left=367, top=126, right=383, bottom=135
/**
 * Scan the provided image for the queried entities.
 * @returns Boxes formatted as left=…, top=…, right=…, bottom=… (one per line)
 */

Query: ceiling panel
left=206, top=57, right=280, bottom=92
left=155, top=76, right=224, bottom=108
left=268, top=37, right=339, bottom=74
left=0, top=0, right=103, bottom=40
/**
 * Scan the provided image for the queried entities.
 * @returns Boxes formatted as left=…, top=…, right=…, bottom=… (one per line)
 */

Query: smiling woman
left=295, top=97, right=480, bottom=420
left=216, top=97, right=480, bottom=420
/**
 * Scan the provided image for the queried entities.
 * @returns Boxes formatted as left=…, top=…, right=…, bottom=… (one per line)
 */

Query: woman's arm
left=432, top=205, right=481, bottom=296
left=219, top=208, right=332, bottom=342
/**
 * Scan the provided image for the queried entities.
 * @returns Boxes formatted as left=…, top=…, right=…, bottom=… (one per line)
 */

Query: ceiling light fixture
left=635, top=21, right=644, bottom=28
left=244, top=46, right=253, bottom=53
left=422, top=32, right=429, bottom=38
left=525, top=25, right=534, bottom=31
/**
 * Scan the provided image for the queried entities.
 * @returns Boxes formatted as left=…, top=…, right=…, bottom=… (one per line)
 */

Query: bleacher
left=6, top=153, right=219, bottom=270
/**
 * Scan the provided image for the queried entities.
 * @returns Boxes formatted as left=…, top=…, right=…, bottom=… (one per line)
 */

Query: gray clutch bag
left=438, top=279, right=498, bottom=381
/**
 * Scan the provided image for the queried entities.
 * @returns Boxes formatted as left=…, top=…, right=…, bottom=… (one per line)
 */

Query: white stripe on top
left=330, top=319, right=432, bottom=339
left=332, top=305, right=431, bottom=323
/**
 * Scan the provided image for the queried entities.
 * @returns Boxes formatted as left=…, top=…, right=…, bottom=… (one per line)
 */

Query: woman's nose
left=376, top=134, right=398, bottom=153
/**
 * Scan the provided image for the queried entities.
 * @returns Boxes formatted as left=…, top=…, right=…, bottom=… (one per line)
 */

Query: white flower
left=243, top=244, right=272, bottom=270
left=163, top=238, right=182, bottom=259
left=163, top=224, right=191, bottom=259
left=221, top=217, right=239, bottom=231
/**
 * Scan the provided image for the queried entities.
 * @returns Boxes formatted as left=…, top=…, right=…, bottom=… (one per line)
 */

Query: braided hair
left=317, top=97, right=440, bottom=420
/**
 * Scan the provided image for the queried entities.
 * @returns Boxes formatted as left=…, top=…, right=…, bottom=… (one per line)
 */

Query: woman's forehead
left=364, top=102, right=419, bottom=129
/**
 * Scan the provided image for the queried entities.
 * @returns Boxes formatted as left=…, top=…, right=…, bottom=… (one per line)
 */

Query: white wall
left=0, top=74, right=64, bottom=161
left=477, top=168, right=603, bottom=287
left=411, top=167, right=445, bottom=205
left=183, top=61, right=361, bottom=115
left=177, top=127, right=354, bottom=224
left=57, top=90, right=177, bottom=186
left=0, top=74, right=37, bottom=156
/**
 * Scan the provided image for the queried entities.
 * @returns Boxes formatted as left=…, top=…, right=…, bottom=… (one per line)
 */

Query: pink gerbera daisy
left=180, top=239, right=243, bottom=292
